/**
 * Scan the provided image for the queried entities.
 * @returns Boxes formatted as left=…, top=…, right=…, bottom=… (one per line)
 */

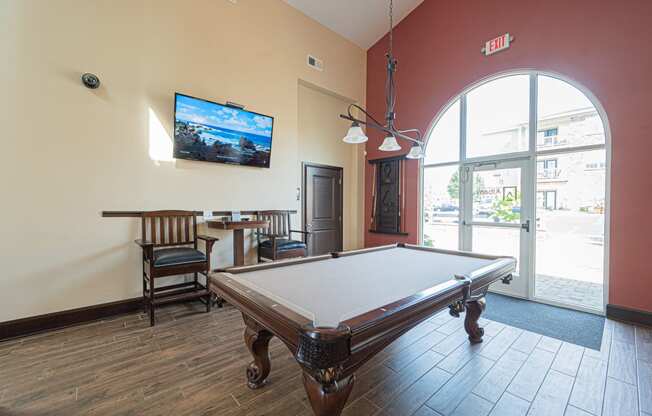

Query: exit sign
left=482, top=33, right=514, bottom=56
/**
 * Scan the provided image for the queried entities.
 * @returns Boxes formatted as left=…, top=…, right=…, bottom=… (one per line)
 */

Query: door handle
left=521, top=220, right=530, bottom=232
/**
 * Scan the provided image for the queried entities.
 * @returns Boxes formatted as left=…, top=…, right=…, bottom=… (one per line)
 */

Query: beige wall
left=297, top=82, right=365, bottom=250
left=0, top=0, right=366, bottom=322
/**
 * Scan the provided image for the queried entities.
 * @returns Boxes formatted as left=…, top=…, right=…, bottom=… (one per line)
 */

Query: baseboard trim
left=606, top=304, right=652, bottom=327
left=0, top=298, right=143, bottom=342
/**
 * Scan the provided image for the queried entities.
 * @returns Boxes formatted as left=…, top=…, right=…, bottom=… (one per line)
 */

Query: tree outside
left=491, top=194, right=521, bottom=222
left=446, top=170, right=484, bottom=201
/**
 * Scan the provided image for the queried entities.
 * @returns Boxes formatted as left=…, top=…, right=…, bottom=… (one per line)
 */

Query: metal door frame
left=460, top=158, right=533, bottom=299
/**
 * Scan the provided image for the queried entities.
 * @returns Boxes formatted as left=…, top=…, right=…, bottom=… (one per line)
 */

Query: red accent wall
left=365, top=0, right=652, bottom=312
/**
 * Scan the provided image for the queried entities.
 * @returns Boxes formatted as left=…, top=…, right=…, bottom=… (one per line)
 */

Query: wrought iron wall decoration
left=369, top=155, right=407, bottom=235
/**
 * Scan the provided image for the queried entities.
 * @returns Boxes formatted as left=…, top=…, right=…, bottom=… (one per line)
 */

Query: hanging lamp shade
left=378, top=135, right=401, bottom=151
left=342, top=122, right=368, bottom=144
left=338, top=0, right=424, bottom=154
left=405, top=143, right=424, bottom=159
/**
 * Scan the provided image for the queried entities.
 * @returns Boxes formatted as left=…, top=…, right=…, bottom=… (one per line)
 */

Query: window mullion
left=526, top=72, right=538, bottom=300
left=460, top=94, right=467, bottom=162
left=529, top=72, right=537, bottom=155
left=459, top=94, right=469, bottom=251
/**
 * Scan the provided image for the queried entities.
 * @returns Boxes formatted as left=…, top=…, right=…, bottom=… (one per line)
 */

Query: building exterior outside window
left=482, top=107, right=605, bottom=212
left=424, top=106, right=605, bottom=222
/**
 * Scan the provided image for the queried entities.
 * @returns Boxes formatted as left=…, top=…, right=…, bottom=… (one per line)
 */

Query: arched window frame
left=419, top=70, right=612, bottom=312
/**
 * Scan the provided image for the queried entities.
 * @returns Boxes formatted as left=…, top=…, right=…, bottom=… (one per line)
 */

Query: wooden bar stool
left=135, top=210, right=218, bottom=326
left=256, top=210, right=310, bottom=261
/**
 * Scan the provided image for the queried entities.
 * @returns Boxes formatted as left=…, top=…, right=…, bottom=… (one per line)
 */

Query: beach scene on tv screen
left=174, top=94, right=273, bottom=167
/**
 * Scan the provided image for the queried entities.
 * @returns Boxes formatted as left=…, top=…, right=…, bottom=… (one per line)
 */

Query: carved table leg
left=464, top=296, right=486, bottom=344
left=302, top=371, right=354, bottom=416
left=243, top=316, right=273, bottom=389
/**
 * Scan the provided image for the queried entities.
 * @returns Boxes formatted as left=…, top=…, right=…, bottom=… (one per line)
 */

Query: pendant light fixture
left=342, top=121, right=368, bottom=144
left=379, top=135, right=401, bottom=152
left=406, top=142, right=424, bottom=159
left=340, top=0, right=423, bottom=158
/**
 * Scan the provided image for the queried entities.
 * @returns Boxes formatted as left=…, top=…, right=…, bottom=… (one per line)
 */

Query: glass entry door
left=461, top=160, right=531, bottom=298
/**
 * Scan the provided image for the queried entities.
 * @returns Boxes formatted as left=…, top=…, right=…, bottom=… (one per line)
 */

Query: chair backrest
left=141, top=210, right=197, bottom=248
left=257, top=210, right=292, bottom=238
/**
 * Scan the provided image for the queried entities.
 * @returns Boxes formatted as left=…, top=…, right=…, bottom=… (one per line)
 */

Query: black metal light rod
left=339, top=113, right=423, bottom=146
left=337, top=0, right=424, bottom=151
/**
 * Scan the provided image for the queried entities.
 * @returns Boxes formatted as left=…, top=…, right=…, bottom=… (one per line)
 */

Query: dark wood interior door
left=303, top=163, right=343, bottom=256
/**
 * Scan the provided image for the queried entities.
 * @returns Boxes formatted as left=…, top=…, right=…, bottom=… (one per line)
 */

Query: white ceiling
left=284, top=0, right=424, bottom=49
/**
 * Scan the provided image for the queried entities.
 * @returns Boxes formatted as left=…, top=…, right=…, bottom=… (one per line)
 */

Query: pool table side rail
left=342, top=255, right=515, bottom=335
left=223, top=244, right=398, bottom=275
left=401, top=243, right=516, bottom=261
left=209, top=244, right=515, bottom=369
left=209, top=273, right=310, bottom=352
left=328, top=243, right=402, bottom=258
left=340, top=254, right=515, bottom=375
left=223, top=253, right=334, bottom=274
left=223, top=243, right=513, bottom=276
left=206, top=244, right=463, bottom=357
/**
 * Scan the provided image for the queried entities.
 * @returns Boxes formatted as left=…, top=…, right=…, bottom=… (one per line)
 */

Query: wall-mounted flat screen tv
left=173, top=93, right=274, bottom=168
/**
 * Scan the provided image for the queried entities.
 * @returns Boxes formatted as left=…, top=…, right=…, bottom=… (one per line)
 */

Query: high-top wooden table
left=207, top=220, right=269, bottom=266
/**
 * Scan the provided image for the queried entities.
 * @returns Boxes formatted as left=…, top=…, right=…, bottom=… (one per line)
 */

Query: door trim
left=461, top=158, right=532, bottom=299
left=302, top=162, right=344, bottom=254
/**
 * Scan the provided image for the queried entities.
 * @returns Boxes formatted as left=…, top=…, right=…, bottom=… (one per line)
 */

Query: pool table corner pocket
left=296, top=324, right=354, bottom=416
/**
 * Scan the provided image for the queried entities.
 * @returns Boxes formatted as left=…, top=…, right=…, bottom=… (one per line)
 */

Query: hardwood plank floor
left=565, top=406, right=594, bottom=416
left=0, top=302, right=649, bottom=416
left=608, top=340, right=638, bottom=385
left=376, top=367, right=450, bottom=416
left=639, top=360, right=652, bottom=414
left=551, top=342, right=584, bottom=377
left=506, top=348, right=556, bottom=402
left=636, top=326, right=652, bottom=363
left=488, top=392, right=530, bottom=416
left=472, top=349, right=528, bottom=403
left=527, top=369, right=574, bottom=416
left=568, top=355, right=608, bottom=415
left=511, top=331, right=543, bottom=355
left=603, top=377, right=639, bottom=416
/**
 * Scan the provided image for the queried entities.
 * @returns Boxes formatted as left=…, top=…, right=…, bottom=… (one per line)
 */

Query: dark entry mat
left=484, top=293, right=605, bottom=350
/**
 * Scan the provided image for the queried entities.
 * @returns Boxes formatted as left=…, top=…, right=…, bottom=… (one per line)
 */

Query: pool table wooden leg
left=464, top=296, right=486, bottom=344
left=302, top=371, right=354, bottom=416
left=243, top=315, right=273, bottom=389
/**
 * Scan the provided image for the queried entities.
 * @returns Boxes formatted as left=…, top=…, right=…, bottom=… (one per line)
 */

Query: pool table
left=208, top=243, right=515, bottom=416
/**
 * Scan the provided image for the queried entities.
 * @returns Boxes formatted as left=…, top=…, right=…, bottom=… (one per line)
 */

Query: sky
left=175, top=94, right=273, bottom=138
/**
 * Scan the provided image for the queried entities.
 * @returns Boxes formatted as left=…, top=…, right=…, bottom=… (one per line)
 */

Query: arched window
left=422, top=72, right=609, bottom=313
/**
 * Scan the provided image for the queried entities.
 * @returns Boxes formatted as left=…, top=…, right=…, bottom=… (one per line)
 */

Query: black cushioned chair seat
left=153, top=247, right=206, bottom=267
left=260, top=238, right=307, bottom=251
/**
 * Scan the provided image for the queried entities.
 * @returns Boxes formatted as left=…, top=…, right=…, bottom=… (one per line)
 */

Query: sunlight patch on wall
left=148, top=108, right=174, bottom=162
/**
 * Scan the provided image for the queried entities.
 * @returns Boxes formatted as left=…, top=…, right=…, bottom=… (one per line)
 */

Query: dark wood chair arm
left=289, top=229, right=310, bottom=244
left=196, top=234, right=219, bottom=242
left=134, top=239, right=154, bottom=260
left=197, top=234, right=219, bottom=255
left=197, top=235, right=219, bottom=270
